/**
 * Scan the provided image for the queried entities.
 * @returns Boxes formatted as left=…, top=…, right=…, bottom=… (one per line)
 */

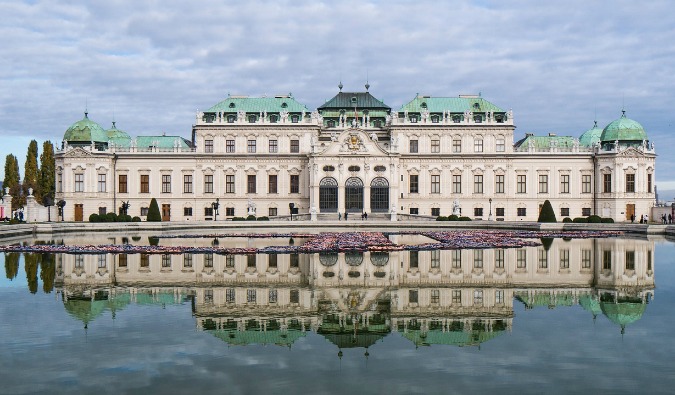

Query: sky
left=1, top=0, right=674, bottom=189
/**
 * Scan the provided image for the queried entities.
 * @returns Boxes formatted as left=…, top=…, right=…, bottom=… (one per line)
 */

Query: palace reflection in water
left=51, top=236, right=655, bottom=351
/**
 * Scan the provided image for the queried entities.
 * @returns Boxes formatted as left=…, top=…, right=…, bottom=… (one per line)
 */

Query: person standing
left=631, top=213, right=635, bottom=223
left=338, top=212, right=341, bottom=221
left=345, top=212, right=348, bottom=221
left=640, top=214, right=644, bottom=224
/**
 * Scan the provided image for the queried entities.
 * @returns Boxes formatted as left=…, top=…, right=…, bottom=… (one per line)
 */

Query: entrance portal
left=626, top=204, right=635, bottom=221
left=345, top=177, right=364, bottom=213
left=370, top=177, right=389, bottom=213
left=319, top=177, right=338, bottom=212
left=74, top=204, right=83, bottom=222
left=162, top=204, right=171, bottom=221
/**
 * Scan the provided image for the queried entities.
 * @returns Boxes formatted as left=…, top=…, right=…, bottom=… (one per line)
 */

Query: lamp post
left=488, top=198, right=493, bottom=221
left=57, top=200, right=66, bottom=222
left=289, top=202, right=295, bottom=221
left=43, top=196, right=53, bottom=222
left=212, top=198, right=219, bottom=221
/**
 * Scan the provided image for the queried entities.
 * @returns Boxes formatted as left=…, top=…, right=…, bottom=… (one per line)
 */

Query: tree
left=24, top=140, right=40, bottom=200
left=39, top=141, right=55, bottom=203
left=147, top=198, right=162, bottom=221
left=3, top=154, right=21, bottom=208
left=537, top=199, right=557, bottom=223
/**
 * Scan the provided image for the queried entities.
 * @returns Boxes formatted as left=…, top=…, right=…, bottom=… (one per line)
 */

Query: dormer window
left=229, top=103, right=235, bottom=108
left=248, top=114, right=257, bottom=123
left=291, top=115, right=299, bottom=123
left=421, top=102, right=427, bottom=109
left=327, top=120, right=336, bottom=128
left=351, top=97, right=357, bottom=104
left=431, top=115, right=439, bottom=123
left=453, top=115, right=461, bottom=123
left=410, top=116, right=418, bottom=123
left=227, top=115, right=236, bottom=123
left=270, top=115, right=278, bottom=123
left=474, top=114, right=482, bottom=123
left=373, top=120, right=381, bottom=128
left=281, top=102, right=288, bottom=108
left=495, top=114, right=504, bottom=123
left=473, top=103, right=480, bottom=110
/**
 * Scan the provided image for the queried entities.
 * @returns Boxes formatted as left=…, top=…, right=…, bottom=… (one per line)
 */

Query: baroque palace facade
left=54, top=85, right=656, bottom=222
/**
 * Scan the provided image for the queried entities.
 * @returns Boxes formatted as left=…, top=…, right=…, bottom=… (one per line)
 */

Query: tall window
left=473, top=250, right=484, bottom=268
left=452, top=290, right=461, bottom=304
left=517, top=249, right=527, bottom=268
left=648, top=174, right=653, bottom=193
left=474, top=138, right=484, bottom=153
left=538, top=175, right=548, bottom=193
left=247, top=289, right=256, bottom=303
left=269, top=140, right=278, bottom=153
left=560, top=249, right=570, bottom=269
left=97, top=174, right=106, bottom=193
left=496, top=138, right=505, bottom=152
left=226, top=139, right=235, bottom=153
left=452, top=175, right=462, bottom=194
left=205, top=139, right=213, bottom=153
left=268, top=175, right=278, bottom=194
left=247, top=175, right=256, bottom=193
left=183, top=175, right=193, bottom=193
left=269, top=289, right=278, bottom=303
left=290, top=175, right=300, bottom=193
left=626, top=174, right=635, bottom=193
left=226, top=175, right=235, bottom=193
left=603, top=250, right=612, bottom=270
left=431, top=289, right=440, bottom=303
left=431, top=250, right=440, bottom=268
left=226, top=288, right=235, bottom=303
left=538, top=250, right=548, bottom=269
left=57, top=173, right=63, bottom=193
left=431, top=140, right=440, bottom=153
left=431, top=175, right=440, bottom=193
left=409, top=175, right=419, bottom=193
left=409, top=290, right=418, bottom=303
left=517, top=175, right=527, bottom=193
left=582, top=175, right=592, bottom=193
left=290, top=139, right=300, bottom=153
left=495, top=249, right=505, bottom=268
left=140, top=175, right=149, bottom=193
left=118, top=175, right=127, bottom=194
left=496, top=290, right=505, bottom=304
left=473, top=289, right=483, bottom=306
left=74, top=174, right=84, bottom=192
left=161, top=175, right=171, bottom=193
left=474, top=175, right=483, bottom=194
left=452, top=250, right=461, bottom=268
left=495, top=174, right=505, bottom=193
left=560, top=174, right=570, bottom=194
left=409, top=139, right=418, bottom=153
left=603, top=174, right=612, bottom=193
left=247, top=140, right=256, bottom=153
left=581, top=249, right=592, bottom=269
left=452, top=139, right=461, bottom=153
left=204, top=175, right=214, bottom=193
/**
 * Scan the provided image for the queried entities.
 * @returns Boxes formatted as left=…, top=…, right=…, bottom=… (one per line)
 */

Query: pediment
left=63, top=147, right=95, bottom=158
left=617, top=147, right=647, bottom=158
left=315, top=129, right=389, bottom=156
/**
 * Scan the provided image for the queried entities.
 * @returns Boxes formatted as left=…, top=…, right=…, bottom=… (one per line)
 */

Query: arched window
left=319, top=253, right=338, bottom=267
left=370, top=177, right=389, bottom=213
left=348, top=165, right=360, bottom=172
left=345, top=177, right=364, bottom=212
left=346, top=252, right=363, bottom=266
left=370, top=252, right=389, bottom=266
left=319, top=177, right=338, bottom=213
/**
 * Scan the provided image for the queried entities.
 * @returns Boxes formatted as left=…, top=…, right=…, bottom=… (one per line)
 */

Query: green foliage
left=537, top=200, right=557, bottom=223
left=89, top=213, right=100, bottom=222
left=5, top=252, right=20, bottom=280
left=4, top=154, right=21, bottom=209
left=448, top=214, right=459, bottom=221
left=436, top=216, right=446, bottom=221
left=24, top=252, right=39, bottom=294
left=232, top=217, right=246, bottom=221
left=540, top=238, right=554, bottom=251
left=246, top=215, right=257, bottom=221
left=105, top=212, right=118, bottom=222
left=562, top=217, right=572, bottom=223
left=458, top=216, right=472, bottom=221
left=587, top=215, right=602, bottom=223
left=39, top=141, right=55, bottom=202
left=148, top=236, right=159, bottom=246
left=132, top=216, right=141, bottom=222
left=573, top=217, right=588, bottom=223
left=256, top=216, right=270, bottom=221
left=40, top=254, right=56, bottom=293
left=24, top=140, right=40, bottom=200
left=601, top=217, right=614, bottom=223
left=147, top=198, right=162, bottom=222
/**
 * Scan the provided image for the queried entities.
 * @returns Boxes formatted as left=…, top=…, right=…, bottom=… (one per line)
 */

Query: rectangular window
left=474, top=139, right=483, bottom=153
left=581, top=249, right=592, bottom=269
left=225, top=255, right=235, bottom=268
left=140, top=254, right=149, bottom=268
left=184, top=207, right=192, bottom=216
left=98, top=206, right=106, bottom=216
left=183, top=175, right=193, bottom=193
left=625, top=251, right=635, bottom=270
left=431, top=289, right=440, bottom=304
left=247, top=289, right=256, bottom=303
left=409, top=290, right=419, bottom=304
left=560, top=249, right=570, bottom=269
left=431, top=207, right=440, bottom=217
left=269, top=139, right=278, bottom=153
left=247, top=140, right=256, bottom=153
left=431, top=175, right=441, bottom=193
left=452, top=290, right=461, bottom=304
left=57, top=173, right=63, bottom=193
left=204, top=207, right=213, bottom=217
left=539, top=175, right=548, bottom=193
left=496, top=290, right=505, bottom=304
left=495, top=249, right=505, bottom=268
left=626, top=174, right=635, bottom=193
left=473, top=289, right=483, bottom=306
left=204, top=253, right=213, bottom=268
left=268, top=175, right=278, bottom=194
left=430, top=250, right=440, bottom=268
left=226, top=175, right=235, bottom=193
left=517, top=175, right=527, bottom=194
left=517, top=207, right=527, bottom=217
left=452, top=250, right=461, bottom=268
left=290, top=139, right=300, bottom=153
left=226, top=288, right=235, bottom=303
left=560, top=207, right=570, bottom=217
left=204, top=289, right=213, bottom=304
left=603, top=250, right=612, bottom=270
left=118, top=254, right=128, bottom=268
left=290, top=175, right=300, bottom=193
left=226, top=139, right=235, bottom=153
left=140, top=207, right=149, bottom=216
left=98, top=174, right=106, bottom=193
left=409, top=251, right=419, bottom=268
left=226, top=207, right=234, bottom=216
left=409, top=139, right=418, bottom=153
left=161, top=175, right=171, bottom=193
left=140, top=175, right=149, bottom=193
left=582, top=174, right=592, bottom=193
left=452, top=139, right=461, bottom=153
left=409, top=175, right=419, bottom=193
left=473, top=250, right=483, bottom=268
left=495, top=174, right=505, bottom=194
left=204, top=175, right=214, bottom=193
left=648, top=174, right=652, bottom=193
left=247, top=175, right=256, bottom=194
left=205, top=139, right=213, bottom=153
left=75, top=255, right=84, bottom=268
left=162, top=254, right=171, bottom=268
left=517, top=249, right=527, bottom=268
left=268, top=254, right=277, bottom=268
left=474, top=175, right=483, bottom=194
left=269, top=207, right=277, bottom=216
left=75, top=174, right=84, bottom=192
left=269, top=289, right=278, bottom=303
left=431, top=140, right=440, bottom=153
left=474, top=207, right=483, bottom=217
left=560, top=174, right=570, bottom=194
left=409, top=207, right=419, bottom=215
left=603, top=174, right=612, bottom=193
left=496, top=138, right=505, bottom=152
left=452, top=175, right=462, bottom=194
left=290, top=254, right=299, bottom=268
left=496, top=207, right=505, bottom=217
left=97, top=255, right=107, bottom=269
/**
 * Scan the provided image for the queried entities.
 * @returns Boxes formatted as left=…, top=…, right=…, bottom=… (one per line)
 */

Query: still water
left=1, top=231, right=674, bottom=394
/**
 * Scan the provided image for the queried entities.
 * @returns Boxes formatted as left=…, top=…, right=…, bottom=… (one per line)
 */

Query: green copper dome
left=600, top=300, right=646, bottom=334
left=600, top=111, right=647, bottom=142
left=106, top=121, right=131, bottom=140
left=63, top=112, right=108, bottom=144
left=579, top=121, right=603, bottom=147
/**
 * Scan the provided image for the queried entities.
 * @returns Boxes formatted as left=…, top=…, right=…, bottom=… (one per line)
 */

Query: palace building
left=54, top=84, right=656, bottom=222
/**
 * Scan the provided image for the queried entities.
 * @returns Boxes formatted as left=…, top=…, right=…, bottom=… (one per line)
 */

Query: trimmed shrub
left=573, top=217, right=588, bottom=223
left=540, top=238, right=554, bottom=251
left=562, top=217, right=572, bottom=223
left=105, top=212, right=118, bottom=222
left=601, top=217, right=614, bottom=223
left=232, top=217, right=246, bottom=221
left=256, top=216, right=270, bottom=221
left=458, top=216, right=472, bottom=221
left=436, top=216, right=447, bottom=221
left=246, top=215, right=257, bottom=221
left=89, top=213, right=100, bottom=222
left=148, top=236, right=159, bottom=246
left=537, top=200, right=557, bottom=223
left=147, top=198, right=162, bottom=222
left=587, top=215, right=602, bottom=223
left=132, top=216, right=141, bottom=222
left=448, top=214, right=459, bottom=221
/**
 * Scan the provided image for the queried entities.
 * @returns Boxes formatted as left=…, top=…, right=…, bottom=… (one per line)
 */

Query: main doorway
left=370, top=177, right=389, bottom=213
left=345, top=177, right=364, bottom=213
left=319, top=177, right=338, bottom=212
left=162, top=204, right=171, bottom=221
left=626, top=204, right=635, bottom=221
left=74, top=204, right=83, bottom=222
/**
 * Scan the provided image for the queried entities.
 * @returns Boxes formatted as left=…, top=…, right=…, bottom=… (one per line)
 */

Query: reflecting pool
left=1, top=232, right=675, bottom=394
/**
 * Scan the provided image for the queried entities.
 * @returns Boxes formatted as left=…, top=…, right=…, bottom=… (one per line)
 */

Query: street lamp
left=289, top=202, right=295, bottom=221
left=56, top=200, right=66, bottom=222
left=42, top=196, right=53, bottom=222
left=488, top=198, right=493, bottom=221
left=212, top=198, right=220, bottom=221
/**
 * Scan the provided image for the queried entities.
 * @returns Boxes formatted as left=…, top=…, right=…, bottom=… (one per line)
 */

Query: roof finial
left=338, top=81, right=343, bottom=92
left=365, top=70, right=370, bottom=91
left=85, top=98, right=88, bottom=118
